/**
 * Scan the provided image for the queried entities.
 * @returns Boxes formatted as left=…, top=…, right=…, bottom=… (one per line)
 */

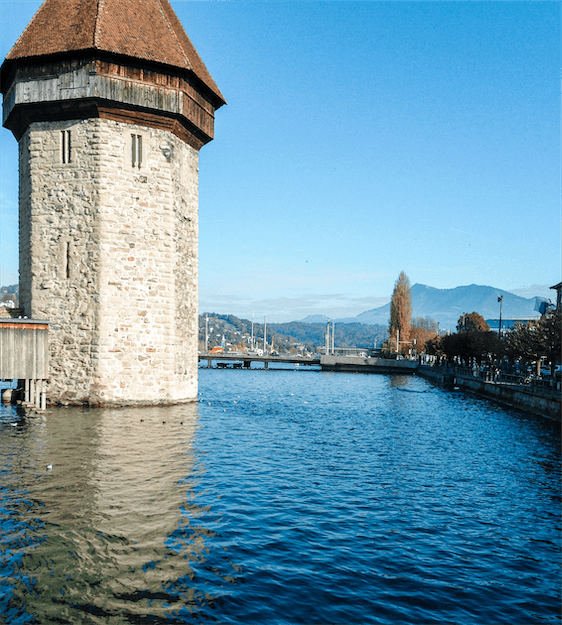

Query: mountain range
left=1, top=282, right=554, bottom=332
left=302, top=283, right=551, bottom=330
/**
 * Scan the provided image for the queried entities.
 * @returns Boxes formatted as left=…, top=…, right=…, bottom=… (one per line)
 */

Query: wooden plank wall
left=0, top=321, right=49, bottom=379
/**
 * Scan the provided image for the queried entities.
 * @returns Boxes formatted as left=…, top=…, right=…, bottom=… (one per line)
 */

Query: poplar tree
left=389, top=271, right=412, bottom=352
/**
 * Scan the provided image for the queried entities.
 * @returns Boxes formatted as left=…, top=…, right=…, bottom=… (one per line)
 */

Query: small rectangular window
left=132, top=134, right=142, bottom=169
left=61, top=130, right=71, bottom=163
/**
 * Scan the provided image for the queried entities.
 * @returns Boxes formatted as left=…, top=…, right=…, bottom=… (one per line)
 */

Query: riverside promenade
left=417, top=364, right=561, bottom=421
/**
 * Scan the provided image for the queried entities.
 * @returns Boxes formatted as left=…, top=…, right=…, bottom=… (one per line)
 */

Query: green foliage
left=504, top=310, right=561, bottom=373
left=268, top=322, right=326, bottom=346
left=424, top=336, right=443, bottom=356
left=330, top=323, right=387, bottom=348
left=434, top=310, right=561, bottom=372
left=430, top=310, right=499, bottom=363
left=440, top=331, right=502, bottom=365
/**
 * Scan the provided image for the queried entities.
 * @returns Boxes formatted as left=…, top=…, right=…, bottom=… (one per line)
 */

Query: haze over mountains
left=302, top=284, right=551, bottom=330
left=1, top=282, right=555, bottom=332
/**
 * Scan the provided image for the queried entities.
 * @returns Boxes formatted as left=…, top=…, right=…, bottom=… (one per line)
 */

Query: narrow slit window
left=132, top=134, right=142, bottom=169
left=61, top=130, right=71, bottom=163
left=66, top=241, right=71, bottom=279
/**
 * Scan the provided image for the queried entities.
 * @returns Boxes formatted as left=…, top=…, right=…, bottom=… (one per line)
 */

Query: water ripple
left=0, top=371, right=560, bottom=624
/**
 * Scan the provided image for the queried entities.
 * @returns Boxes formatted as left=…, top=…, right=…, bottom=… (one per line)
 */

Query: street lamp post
left=497, top=296, right=503, bottom=338
left=205, top=314, right=209, bottom=352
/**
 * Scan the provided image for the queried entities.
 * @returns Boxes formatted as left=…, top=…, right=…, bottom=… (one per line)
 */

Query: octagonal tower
left=1, top=0, right=225, bottom=405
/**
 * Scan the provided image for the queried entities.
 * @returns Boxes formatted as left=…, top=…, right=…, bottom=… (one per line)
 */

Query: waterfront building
left=1, top=0, right=225, bottom=405
left=550, top=282, right=562, bottom=310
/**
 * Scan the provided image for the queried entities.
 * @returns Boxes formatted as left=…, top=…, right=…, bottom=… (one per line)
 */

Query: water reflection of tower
left=10, top=405, right=222, bottom=622
left=91, top=406, right=208, bottom=618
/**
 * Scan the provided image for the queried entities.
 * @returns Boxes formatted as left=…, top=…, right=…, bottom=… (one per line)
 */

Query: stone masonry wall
left=21, top=118, right=199, bottom=405
left=20, top=119, right=101, bottom=403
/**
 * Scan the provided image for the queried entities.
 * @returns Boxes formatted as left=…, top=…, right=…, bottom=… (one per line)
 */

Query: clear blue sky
left=1, top=1, right=560, bottom=322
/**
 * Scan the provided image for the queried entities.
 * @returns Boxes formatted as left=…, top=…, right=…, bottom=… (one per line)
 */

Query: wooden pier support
left=0, top=318, right=49, bottom=410
left=17, top=378, right=48, bottom=410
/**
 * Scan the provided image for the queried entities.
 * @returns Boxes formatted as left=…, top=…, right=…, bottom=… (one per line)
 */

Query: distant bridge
left=198, top=352, right=418, bottom=373
left=198, top=353, right=321, bottom=369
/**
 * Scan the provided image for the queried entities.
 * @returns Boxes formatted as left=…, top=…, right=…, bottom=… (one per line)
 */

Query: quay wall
left=417, top=366, right=560, bottom=421
left=453, top=375, right=560, bottom=421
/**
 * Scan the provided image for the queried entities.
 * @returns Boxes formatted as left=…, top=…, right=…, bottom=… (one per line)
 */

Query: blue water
left=0, top=369, right=560, bottom=624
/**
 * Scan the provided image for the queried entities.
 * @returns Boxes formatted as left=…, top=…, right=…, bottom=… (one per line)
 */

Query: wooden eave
left=0, top=49, right=226, bottom=111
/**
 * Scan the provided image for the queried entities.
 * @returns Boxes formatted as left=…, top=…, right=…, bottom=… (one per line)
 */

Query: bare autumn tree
left=389, top=271, right=412, bottom=353
left=456, top=312, right=490, bottom=333
left=410, top=316, right=439, bottom=353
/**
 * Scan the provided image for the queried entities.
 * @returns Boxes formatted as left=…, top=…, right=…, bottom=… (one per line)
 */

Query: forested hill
left=0, top=284, right=19, bottom=306
left=270, top=321, right=387, bottom=350
left=199, top=314, right=387, bottom=353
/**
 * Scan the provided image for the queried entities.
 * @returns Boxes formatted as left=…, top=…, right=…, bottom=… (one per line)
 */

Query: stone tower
left=1, top=0, right=225, bottom=406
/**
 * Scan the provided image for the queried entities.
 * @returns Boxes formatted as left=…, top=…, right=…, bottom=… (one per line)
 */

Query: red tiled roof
left=5, top=0, right=224, bottom=103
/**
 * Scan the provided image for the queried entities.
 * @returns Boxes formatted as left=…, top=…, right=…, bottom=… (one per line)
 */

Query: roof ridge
left=155, top=0, right=191, bottom=71
left=93, top=0, right=102, bottom=48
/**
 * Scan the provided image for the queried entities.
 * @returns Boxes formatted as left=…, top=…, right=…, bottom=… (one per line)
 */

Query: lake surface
left=0, top=369, right=560, bottom=624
